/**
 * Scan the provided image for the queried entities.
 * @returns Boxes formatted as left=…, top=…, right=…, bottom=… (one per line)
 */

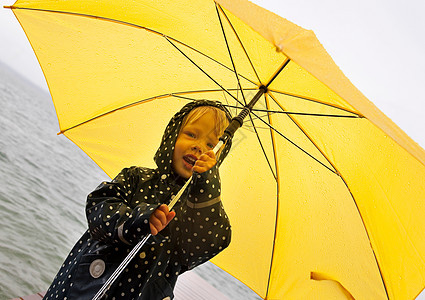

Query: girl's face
left=172, top=111, right=219, bottom=178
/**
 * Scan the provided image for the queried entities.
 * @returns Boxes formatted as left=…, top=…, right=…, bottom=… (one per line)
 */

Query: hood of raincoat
left=154, top=100, right=232, bottom=177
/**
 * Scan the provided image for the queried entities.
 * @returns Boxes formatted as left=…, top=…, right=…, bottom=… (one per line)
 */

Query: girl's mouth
left=183, top=154, right=198, bottom=169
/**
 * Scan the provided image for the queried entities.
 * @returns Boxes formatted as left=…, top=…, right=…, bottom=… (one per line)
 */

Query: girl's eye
left=185, top=132, right=195, bottom=138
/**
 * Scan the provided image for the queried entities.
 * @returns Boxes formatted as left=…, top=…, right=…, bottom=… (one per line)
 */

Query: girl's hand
left=149, top=204, right=175, bottom=235
left=192, top=150, right=216, bottom=174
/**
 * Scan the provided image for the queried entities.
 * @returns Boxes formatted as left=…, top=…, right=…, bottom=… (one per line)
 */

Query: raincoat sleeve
left=86, top=167, right=160, bottom=245
left=175, top=166, right=231, bottom=270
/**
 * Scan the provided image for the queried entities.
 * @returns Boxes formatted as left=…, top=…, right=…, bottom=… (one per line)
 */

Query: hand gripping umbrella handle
left=92, top=143, right=224, bottom=300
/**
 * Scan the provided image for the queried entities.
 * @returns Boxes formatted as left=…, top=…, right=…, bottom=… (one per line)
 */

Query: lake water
left=0, top=63, right=260, bottom=300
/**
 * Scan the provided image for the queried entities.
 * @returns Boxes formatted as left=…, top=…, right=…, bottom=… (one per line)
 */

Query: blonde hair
left=180, top=106, right=229, bottom=139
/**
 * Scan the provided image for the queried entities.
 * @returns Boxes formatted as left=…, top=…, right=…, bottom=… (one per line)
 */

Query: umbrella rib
left=246, top=101, right=278, bottom=181
left=263, top=93, right=281, bottom=298
left=168, top=88, right=255, bottom=105
left=216, top=4, right=263, bottom=85
left=215, top=3, right=248, bottom=106
left=8, top=6, right=259, bottom=89
left=249, top=109, right=338, bottom=174
left=336, top=175, right=392, bottom=300
left=254, top=111, right=357, bottom=118
left=58, top=90, right=238, bottom=133
left=162, top=88, right=360, bottom=119
left=221, top=90, right=249, bottom=118
left=165, top=36, right=244, bottom=106
left=269, top=89, right=362, bottom=117
left=171, top=92, right=250, bottom=124
left=224, top=105, right=360, bottom=118
left=267, top=91, right=340, bottom=173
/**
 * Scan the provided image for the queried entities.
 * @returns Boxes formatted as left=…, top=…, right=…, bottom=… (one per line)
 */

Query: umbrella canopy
left=7, top=0, right=425, bottom=299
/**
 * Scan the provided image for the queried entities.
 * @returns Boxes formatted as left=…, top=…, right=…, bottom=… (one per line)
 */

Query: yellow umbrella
left=6, top=0, right=425, bottom=299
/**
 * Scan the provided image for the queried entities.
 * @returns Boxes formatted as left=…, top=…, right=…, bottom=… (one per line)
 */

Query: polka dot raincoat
left=44, top=101, right=233, bottom=300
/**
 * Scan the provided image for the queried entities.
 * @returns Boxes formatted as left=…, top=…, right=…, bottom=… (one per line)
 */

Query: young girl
left=43, top=100, right=232, bottom=300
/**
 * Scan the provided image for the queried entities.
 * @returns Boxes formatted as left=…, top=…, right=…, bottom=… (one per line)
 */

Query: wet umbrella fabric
left=7, top=0, right=425, bottom=299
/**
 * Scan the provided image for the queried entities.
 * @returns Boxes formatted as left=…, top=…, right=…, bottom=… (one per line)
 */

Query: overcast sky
left=1, top=0, right=425, bottom=298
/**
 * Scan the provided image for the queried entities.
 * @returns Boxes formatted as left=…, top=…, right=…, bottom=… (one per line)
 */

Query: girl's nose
left=191, top=144, right=204, bottom=154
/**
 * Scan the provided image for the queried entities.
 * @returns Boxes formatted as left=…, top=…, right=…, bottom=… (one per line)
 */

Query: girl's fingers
left=149, top=222, right=159, bottom=235
left=166, top=211, right=176, bottom=224
left=193, top=161, right=214, bottom=173
left=193, top=151, right=216, bottom=173
left=203, top=150, right=215, bottom=159
left=156, top=204, right=170, bottom=215
left=149, top=205, right=175, bottom=235
left=153, top=207, right=167, bottom=225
